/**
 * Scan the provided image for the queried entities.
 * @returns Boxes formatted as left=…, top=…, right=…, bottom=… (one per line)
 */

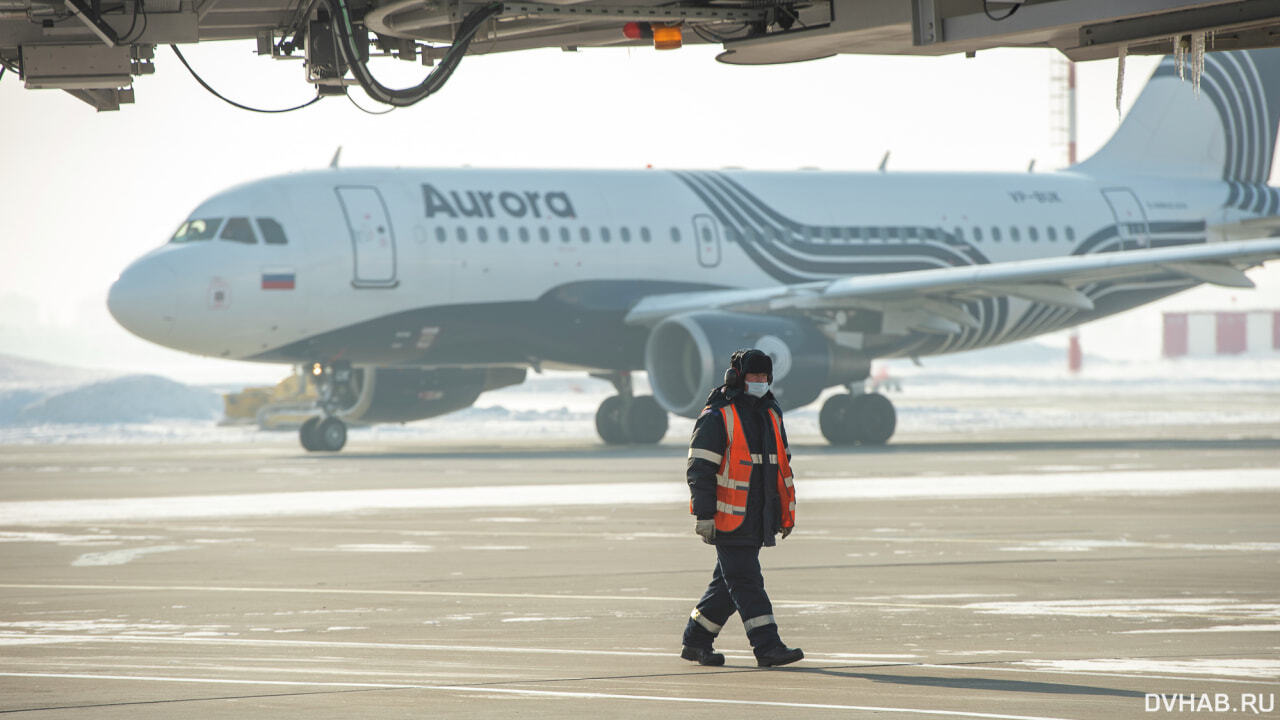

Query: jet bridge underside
left=4, top=0, right=1280, bottom=109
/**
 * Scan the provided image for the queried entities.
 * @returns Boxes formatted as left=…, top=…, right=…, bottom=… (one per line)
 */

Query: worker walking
left=681, top=348, right=804, bottom=668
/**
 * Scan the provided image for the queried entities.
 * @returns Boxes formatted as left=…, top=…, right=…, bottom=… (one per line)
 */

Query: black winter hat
left=740, top=349, right=773, bottom=377
left=727, top=348, right=773, bottom=385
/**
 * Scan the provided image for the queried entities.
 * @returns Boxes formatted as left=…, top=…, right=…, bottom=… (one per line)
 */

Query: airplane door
left=336, top=186, right=399, bottom=288
left=693, top=214, right=721, bottom=267
left=1101, top=188, right=1151, bottom=249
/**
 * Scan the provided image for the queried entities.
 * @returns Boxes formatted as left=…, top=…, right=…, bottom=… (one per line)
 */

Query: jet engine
left=333, top=366, right=527, bottom=423
left=643, top=312, right=867, bottom=417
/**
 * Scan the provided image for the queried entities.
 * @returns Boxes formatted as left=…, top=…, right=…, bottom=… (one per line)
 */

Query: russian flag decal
left=262, top=268, right=296, bottom=290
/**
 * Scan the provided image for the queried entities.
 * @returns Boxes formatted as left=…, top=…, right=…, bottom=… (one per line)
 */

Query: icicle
left=1116, top=44, right=1127, bottom=116
left=1174, top=35, right=1186, bottom=80
left=1191, top=30, right=1206, bottom=96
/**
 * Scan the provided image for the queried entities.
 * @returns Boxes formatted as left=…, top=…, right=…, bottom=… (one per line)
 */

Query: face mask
left=745, top=381, right=770, bottom=398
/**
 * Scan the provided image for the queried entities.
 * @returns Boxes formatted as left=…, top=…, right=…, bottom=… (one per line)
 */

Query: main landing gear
left=592, top=371, right=669, bottom=445
left=299, top=362, right=352, bottom=452
left=819, top=390, right=896, bottom=446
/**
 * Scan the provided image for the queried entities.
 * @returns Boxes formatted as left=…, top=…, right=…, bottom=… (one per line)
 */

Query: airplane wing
left=624, top=239, right=1280, bottom=334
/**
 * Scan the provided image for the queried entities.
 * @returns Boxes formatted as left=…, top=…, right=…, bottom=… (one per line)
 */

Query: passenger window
left=478, top=227, right=489, bottom=243
left=850, top=227, right=861, bottom=240
left=1065, top=226, right=1076, bottom=241
left=539, top=227, right=550, bottom=243
left=973, top=226, right=982, bottom=241
left=456, top=227, right=467, bottom=243
left=257, top=218, right=288, bottom=245
left=670, top=227, right=681, bottom=243
left=868, top=227, right=880, bottom=240
left=1010, top=226, right=1020, bottom=242
left=436, top=227, right=447, bottom=243
left=621, top=227, right=632, bottom=243
left=887, top=227, right=899, bottom=240
left=991, top=226, right=1001, bottom=241
left=220, top=217, right=257, bottom=244
left=170, top=218, right=222, bottom=243
left=953, top=226, right=963, bottom=242
left=580, top=227, right=591, bottom=243
left=519, top=227, right=530, bottom=243
left=498, top=227, right=510, bottom=243
left=559, top=227, right=571, bottom=243
left=1028, top=226, right=1038, bottom=242
left=1046, top=226, right=1057, bottom=242
left=640, top=227, right=652, bottom=243
left=905, top=227, right=918, bottom=240
left=600, top=227, right=611, bottom=243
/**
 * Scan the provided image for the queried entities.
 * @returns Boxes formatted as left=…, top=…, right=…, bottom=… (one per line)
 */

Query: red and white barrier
left=1163, top=311, right=1280, bottom=357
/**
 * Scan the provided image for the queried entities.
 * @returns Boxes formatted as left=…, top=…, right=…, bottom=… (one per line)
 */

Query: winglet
left=329, top=146, right=343, bottom=169
left=878, top=151, right=890, bottom=172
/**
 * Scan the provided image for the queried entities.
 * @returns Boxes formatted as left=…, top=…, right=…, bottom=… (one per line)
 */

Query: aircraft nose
left=107, top=256, right=177, bottom=343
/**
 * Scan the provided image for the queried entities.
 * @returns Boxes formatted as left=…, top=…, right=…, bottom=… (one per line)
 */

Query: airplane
left=108, top=48, right=1280, bottom=452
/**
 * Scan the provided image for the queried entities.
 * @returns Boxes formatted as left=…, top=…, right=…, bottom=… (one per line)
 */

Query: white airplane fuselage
left=108, top=166, right=1241, bottom=369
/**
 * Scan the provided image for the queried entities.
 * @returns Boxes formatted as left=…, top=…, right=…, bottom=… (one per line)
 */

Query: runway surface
left=1, top=421, right=1278, bottom=718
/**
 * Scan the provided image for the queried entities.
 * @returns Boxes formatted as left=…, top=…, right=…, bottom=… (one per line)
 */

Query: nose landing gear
left=819, top=390, right=896, bottom=446
left=299, top=362, right=353, bottom=452
left=592, top=371, right=669, bottom=445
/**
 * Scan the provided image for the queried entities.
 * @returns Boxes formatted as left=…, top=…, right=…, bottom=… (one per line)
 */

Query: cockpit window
left=220, top=217, right=258, bottom=244
left=257, top=218, right=288, bottom=245
left=170, top=218, right=223, bottom=243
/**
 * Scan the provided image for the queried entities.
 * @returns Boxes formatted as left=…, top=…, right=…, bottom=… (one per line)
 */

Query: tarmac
left=0, top=416, right=1278, bottom=719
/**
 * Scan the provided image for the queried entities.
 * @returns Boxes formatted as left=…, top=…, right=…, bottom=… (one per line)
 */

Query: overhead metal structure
left=2, top=0, right=1278, bottom=110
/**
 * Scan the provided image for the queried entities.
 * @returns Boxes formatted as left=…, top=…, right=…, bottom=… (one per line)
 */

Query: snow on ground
left=0, top=347, right=1277, bottom=445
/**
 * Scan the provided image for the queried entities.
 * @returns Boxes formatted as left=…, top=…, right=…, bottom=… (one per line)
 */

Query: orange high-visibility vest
left=713, top=405, right=796, bottom=533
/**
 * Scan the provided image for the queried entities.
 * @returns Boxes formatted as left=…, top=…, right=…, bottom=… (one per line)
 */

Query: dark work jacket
left=686, top=385, right=791, bottom=548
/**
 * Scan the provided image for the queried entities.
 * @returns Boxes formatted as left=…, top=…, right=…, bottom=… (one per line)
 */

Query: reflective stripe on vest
left=713, top=405, right=753, bottom=533
left=767, top=408, right=796, bottom=529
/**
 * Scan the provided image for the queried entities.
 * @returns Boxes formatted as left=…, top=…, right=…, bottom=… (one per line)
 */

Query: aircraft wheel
left=316, top=417, right=348, bottom=452
left=623, top=395, right=668, bottom=445
left=819, top=394, right=858, bottom=445
left=850, top=392, right=896, bottom=445
left=299, top=416, right=322, bottom=452
left=595, top=395, right=628, bottom=445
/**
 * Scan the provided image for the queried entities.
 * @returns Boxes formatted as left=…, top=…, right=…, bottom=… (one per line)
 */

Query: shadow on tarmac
left=778, top=666, right=1147, bottom=698
left=305, top=437, right=1280, bottom=461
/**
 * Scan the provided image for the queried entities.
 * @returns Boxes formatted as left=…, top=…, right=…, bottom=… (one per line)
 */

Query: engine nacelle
left=644, top=312, right=867, bottom=417
left=336, top=366, right=526, bottom=424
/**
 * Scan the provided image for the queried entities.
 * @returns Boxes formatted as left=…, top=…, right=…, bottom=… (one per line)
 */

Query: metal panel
left=335, top=186, right=399, bottom=289
left=1215, top=311, right=1247, bottom=354
left=1162, top=312, right=1187, bottom=357
left=693, top=214, right=721, bottom=268
left=1245, top=311, right=1271, bottom=354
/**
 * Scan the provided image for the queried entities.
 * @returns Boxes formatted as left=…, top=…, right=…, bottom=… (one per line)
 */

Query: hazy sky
left=0, top=43, right=1275, bottom=383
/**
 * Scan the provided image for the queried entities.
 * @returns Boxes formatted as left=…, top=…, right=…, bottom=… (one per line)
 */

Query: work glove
left=781, top=525, right=793, bottom=540
left=695, top=518, right=716, bottom=544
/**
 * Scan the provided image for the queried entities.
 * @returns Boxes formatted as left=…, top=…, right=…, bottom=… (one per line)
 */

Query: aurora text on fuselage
left=421, top=184, right=577, bottom=220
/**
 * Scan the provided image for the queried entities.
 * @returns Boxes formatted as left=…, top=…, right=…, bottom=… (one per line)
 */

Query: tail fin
left=1077, top=49, right=1280, bottom=183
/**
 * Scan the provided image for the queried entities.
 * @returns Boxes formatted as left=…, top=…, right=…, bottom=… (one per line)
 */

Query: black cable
left=169, top=44, right=322, bottom=113
left=982, top=0, right=1019, bottom=21
left=119, top=0, right=142, bottom=44
left=345, top=88, right=394, bottom=114
left=320, top=0, right=501, bottom=107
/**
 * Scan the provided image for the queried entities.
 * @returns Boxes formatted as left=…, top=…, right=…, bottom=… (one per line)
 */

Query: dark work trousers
left=682, top=545, right=782, bottom=657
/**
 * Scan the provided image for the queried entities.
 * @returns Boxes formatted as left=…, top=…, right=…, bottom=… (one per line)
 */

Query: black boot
left=755, top=645, right=804, bottom=667
left=681, top=646, right=726, bottom=666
